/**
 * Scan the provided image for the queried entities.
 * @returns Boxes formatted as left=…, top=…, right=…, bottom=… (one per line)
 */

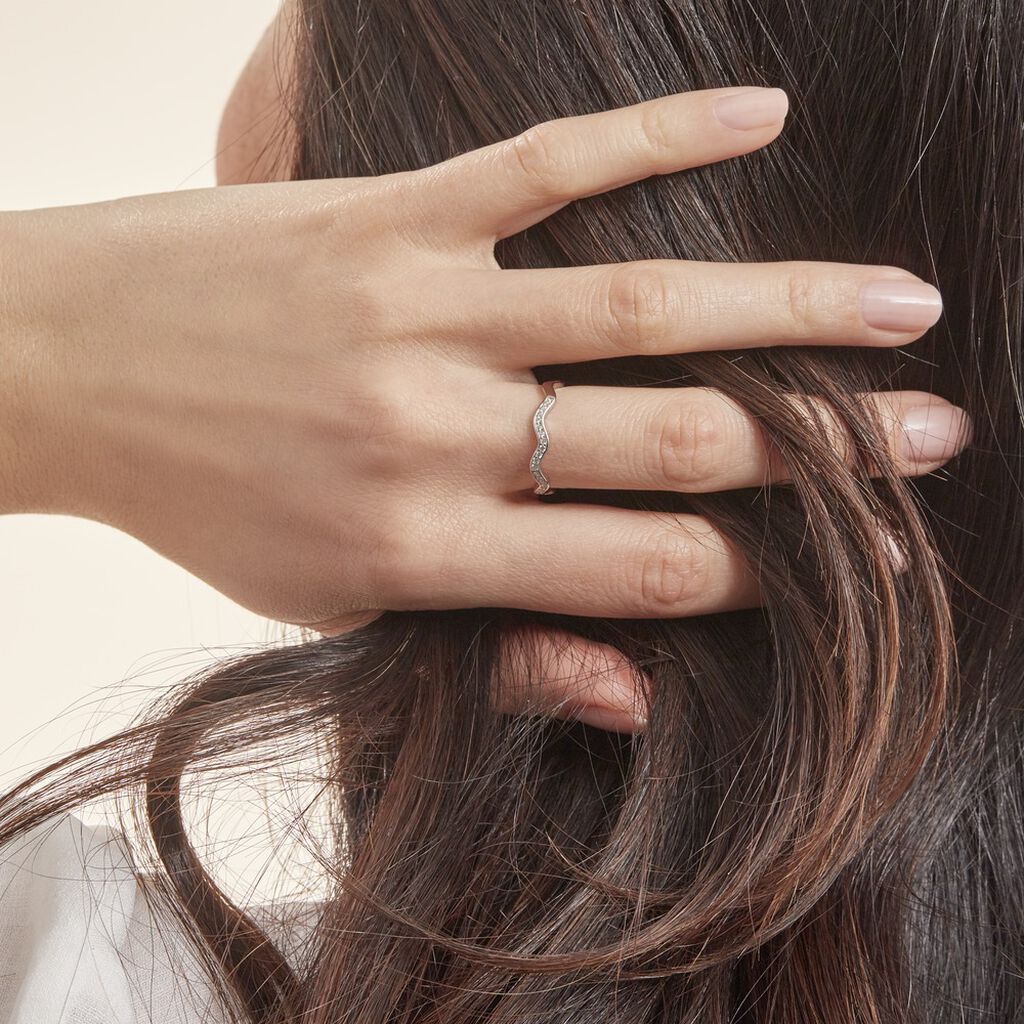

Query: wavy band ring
left=530, top=380, right=565, bottom=495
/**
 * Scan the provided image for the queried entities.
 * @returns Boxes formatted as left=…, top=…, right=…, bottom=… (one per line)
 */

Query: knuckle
left=371, top=506, right=441, bottom=606
left=352, top=373, right=468, bottom=478
left=783, top=266, right=818, bottom=331
left=779, top=264, right=859, bottom=336
left=353, top=375, right=423, bottom=469
left=505, top=122, right=569, bottom=200
left=636, top=101, right=676, bottom=159
left=631, top=531, right=708, bottom=615
left=649, top=399, right=724, bottom=489
left=321, top=184, right=393, bottom=254
left=603, top=262, right=673, bottom=352
left=336, top=272, right=399, bottom=341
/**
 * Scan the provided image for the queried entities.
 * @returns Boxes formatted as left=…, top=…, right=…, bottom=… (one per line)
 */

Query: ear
left=216, top=1, right=298, bottom=186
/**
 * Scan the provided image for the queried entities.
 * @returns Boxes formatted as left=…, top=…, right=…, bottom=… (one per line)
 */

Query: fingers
left=395, top=502, right=761, bottom=620
left=317, top=616, right=649, bottom=734
left=472, top=384, right=972, bottom=494
left=439, top=260, right=943, bottom=368
left=417, top=86, right=788, bottom=241
left=493, top=625, right=649, bottom=733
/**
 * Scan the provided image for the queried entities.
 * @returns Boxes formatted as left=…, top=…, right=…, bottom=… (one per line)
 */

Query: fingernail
left=899, top=403, right=972, bottom=463
left=712, top=88, right=789, bottom=130
left=577, top=705, right=648, bottom=734
left=881, top=527, right=909, bottom=573
left=860, top=279, right=943, bottom=332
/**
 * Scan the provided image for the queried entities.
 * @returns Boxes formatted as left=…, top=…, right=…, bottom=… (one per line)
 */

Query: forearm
left=0, top=208, right=113, bottom=519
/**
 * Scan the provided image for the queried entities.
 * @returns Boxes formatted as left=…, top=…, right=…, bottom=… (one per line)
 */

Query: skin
left=0, top=4, right=970, bottom=735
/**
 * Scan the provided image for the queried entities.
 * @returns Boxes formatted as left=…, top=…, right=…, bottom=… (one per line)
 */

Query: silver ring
left=530, top=380, right=564, bottom=495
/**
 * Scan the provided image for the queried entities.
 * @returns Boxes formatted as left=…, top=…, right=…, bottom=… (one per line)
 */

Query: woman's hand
left=0, top=86, right=969, bottom=733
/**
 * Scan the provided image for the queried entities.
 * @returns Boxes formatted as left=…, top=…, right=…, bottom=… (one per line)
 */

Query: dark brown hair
left=3, top=1, right=1022, bottom=1020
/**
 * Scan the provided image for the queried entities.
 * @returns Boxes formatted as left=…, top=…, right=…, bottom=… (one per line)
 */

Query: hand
left=0, top=86, right=969, bottom=734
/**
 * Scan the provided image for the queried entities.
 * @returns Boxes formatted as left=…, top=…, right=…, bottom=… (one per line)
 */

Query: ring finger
left=474, top=383, right=972, bottom=494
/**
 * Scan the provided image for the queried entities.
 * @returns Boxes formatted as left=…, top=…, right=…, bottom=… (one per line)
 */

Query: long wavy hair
left=3, top=1, right=1022, bottom=1021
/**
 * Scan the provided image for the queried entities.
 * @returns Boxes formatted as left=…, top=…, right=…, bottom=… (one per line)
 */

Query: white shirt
left=0, top=813, right=317, bottom=1024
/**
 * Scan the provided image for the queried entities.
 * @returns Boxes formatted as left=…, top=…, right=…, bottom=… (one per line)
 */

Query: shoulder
left=0, top=813, right=235, bottom=1024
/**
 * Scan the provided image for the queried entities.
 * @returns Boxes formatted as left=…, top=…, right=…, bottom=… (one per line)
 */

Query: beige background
left=0, top=0, right=318, bottom=897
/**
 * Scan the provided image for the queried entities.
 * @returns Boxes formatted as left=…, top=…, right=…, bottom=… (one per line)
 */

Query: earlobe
left=215, top=4, right=298, bottom=186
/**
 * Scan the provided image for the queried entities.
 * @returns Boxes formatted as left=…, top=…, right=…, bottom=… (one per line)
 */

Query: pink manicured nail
left=899, top=404, right=972, bottom=463
left=712, top=88, right=789, bottom=130
left=860, top=280, right=943, bottom=332
left=881, top=528, right=909, bottom=573
left=577, top=705, right=648, bottom=734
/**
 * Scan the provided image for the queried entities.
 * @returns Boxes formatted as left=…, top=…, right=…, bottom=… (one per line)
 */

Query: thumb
left=494, top=624, right=649, bottom=734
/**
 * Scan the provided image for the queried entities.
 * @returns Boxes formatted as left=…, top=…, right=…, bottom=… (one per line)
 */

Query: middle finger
left=441, top=259, right=943, bottom=367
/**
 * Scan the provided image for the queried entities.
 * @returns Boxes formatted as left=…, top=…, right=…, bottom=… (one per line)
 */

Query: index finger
left=417, top=85, right=789, bottom=241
